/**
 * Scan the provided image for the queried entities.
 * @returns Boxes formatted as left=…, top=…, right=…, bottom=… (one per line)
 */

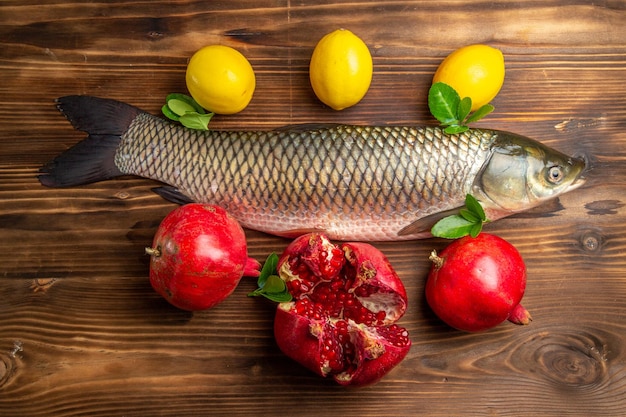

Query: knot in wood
left=529, top=331, right=609, bottom=390
left=0, top=350, right=18, bottom=389
left=578, top=230, right=604, bottom=253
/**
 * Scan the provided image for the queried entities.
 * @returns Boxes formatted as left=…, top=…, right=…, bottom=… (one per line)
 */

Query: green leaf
left=457, top=97, right=472, bottom=122
left=179, top=113, right=213, bottom=131
left=465, top=104, right=495, bottom=124
left=162, top=104, right=180, bottom=121
left=162, top=93, right=214, bottom=131
left=257, top=253, right=279, bottom=288
left=262, top=292, right=294, bottom=303
left=469, top=222, right=483, bottom=238
left=166, top=93, right=206, bottom=114
left=459, top=208, right=480, bottom=223
left=465, top=194, right=487, bottom=222
left=444, top=124, right=469, bottom=134
left=262, top=275, right=286, bottom=294
left=428, top=83, right=496, bottom=133
left=247, top=285, right=293, bottom=303
left=428, top=82, right=460, bottom=125
left=431, top=215, right=476, bottom=239
left=248, top=253, right=292, bottom=303
left=168, top=98, right=197, bottom=117
left=430, top=194, right=491, bottom=239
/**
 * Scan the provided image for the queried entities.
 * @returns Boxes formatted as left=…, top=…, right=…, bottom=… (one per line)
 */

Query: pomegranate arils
left=293, top=298, right=324, bottom=320
left=374, top=324, right=411, bottom=348
left=343, top=303, right=377, bottom=325
left=290, top=269, right=389, bottom=326
left=319, top=247, right=345, bottom=277
left=320, top=320, right=353, bottom=373
left=285, top=256, right=317, bottom=298
left=274, top=233, right=411, bottom=386
left=353, top=284, right=376, bottom=298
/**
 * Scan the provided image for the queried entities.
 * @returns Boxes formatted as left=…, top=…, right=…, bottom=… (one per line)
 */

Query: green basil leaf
left=465, top=194, right=487, bottom=221
left=262, top=292, right=293, bottom=303
left=444, top=124, right=469, bottom=134
left=428, top=82, right=460, bottom=125
left=431, top=215, right=476, bottom=239
left=179, top=113, right=212, bottom=131
left=248, top=253, right=292, bottom=303
left=188, top=98, right=206, bottom=114
left=431, top=194, right=490, bottom=239
left=257, top=253, right=279, bottom=288
left=459, top=208, right=480, bottom=223
left=470, top=222, right=483, bottom=238
left=166, top=93, right=206, bottom=114
left=167, top=98, right=196, bottom=117
left=466, top=104, right=495, bottom=124
left=262, top=275, right=286, bottom=294
left=162, top=104, right=180, bottom=121
left=457, top=97, right=472, bottom=123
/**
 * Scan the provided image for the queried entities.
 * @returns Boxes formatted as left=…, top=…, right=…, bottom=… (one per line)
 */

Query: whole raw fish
left=39, top=96, right=586, bottom=241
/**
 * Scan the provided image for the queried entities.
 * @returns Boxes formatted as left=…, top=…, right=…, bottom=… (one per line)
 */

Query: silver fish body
left=40, top=96, right=586, bottom=241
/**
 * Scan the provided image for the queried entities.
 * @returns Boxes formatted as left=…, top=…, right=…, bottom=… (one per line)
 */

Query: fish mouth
left=566, top=155, right=588, bottom=191
left=567, top=174, right=586, bottom=192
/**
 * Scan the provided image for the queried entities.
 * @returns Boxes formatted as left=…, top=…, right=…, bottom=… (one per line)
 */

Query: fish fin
left=152, top=186, right=195, bottom=205
left=273, top=123, right=342, bottom=133
left=38, top=134, right=123, bottom=187
left=397, top=208, right=463, bottom=236
left=38, top=96, right=142, bottom=187
left=55, top=95, right=141, bottom=135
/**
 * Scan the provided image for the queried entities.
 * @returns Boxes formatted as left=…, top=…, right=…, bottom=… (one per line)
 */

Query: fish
left=39, top=95, right=586, bottom=241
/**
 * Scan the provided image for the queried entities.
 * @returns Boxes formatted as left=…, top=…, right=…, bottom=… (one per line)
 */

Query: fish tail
left=38, top=96, right=141, bottom=187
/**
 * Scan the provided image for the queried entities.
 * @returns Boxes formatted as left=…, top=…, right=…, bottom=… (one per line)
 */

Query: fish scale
left=115, top=114, right=493, bottom=240
left=40, top=96, right=586, bottom=242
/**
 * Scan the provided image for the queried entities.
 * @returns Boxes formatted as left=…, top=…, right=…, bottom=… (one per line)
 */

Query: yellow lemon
left=185, top=45, right=256, bottom=114
left=309, top=29, right=373, bottom=111
left=433, top=44, right=505, bottom=111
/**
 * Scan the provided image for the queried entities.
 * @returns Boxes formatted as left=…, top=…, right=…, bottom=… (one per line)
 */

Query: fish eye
left=547, top=166, right=564, bottom=184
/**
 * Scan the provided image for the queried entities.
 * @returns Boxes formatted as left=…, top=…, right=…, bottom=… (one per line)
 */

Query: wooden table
left=1, top=1, right=625, bottom=416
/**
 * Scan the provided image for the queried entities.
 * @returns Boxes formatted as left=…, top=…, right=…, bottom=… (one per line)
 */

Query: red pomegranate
left=147, top=204, right=260, bottom=311
left=426, top=233, right=531, bottom=332
left=273, top=233, right=411, bottom=386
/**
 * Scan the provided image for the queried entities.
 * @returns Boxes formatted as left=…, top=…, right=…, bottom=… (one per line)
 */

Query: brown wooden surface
left=1, top=1, right=625, bottom=416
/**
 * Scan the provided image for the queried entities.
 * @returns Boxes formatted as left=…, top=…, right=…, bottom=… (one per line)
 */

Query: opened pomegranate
left=274, top=233, right=411, bottom=386
left=426, top=233, right=531, bottom=332
left=147, top=204, right=260, bottom=311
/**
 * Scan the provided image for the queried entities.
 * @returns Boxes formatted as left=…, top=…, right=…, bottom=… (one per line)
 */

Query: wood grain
left=1, top=1, right=625, bottom=416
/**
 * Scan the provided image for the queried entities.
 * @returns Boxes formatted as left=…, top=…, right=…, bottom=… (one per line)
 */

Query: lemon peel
left=309, top=29, right=373, bottom=111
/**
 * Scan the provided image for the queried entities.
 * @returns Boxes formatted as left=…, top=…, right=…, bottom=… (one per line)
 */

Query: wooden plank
left=1, top=1, right=625, bottom=416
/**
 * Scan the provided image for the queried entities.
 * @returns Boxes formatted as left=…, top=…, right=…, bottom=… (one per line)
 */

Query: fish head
left=473, top=131, right=586, bottom=213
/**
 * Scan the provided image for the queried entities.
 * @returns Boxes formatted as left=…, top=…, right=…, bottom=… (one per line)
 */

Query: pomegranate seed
left=286, top=280, right=303, bottom=297
left=375, top=311, right=387, bottom=322
left=330, top=279, right=342, bottom=290
left=354, top=284, right=374, bottom=298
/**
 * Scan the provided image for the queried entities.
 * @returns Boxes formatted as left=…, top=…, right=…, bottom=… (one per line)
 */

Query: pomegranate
left=274, top=233, right=411, bottom=386
left=147, top=204, right=260, bottom=311
left=426, top=233, right=531, bottom=332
